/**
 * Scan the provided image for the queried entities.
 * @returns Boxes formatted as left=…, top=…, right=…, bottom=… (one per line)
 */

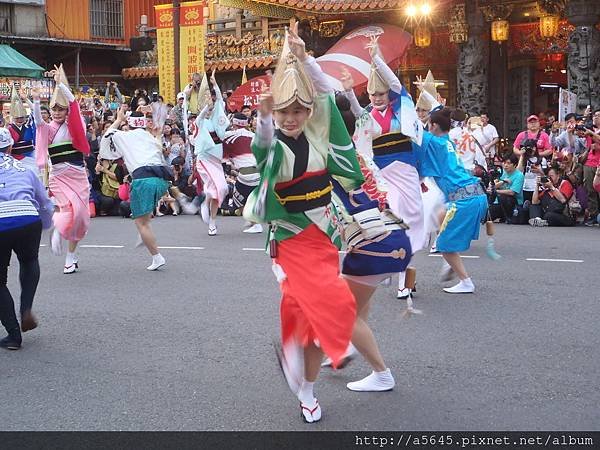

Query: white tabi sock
left=65, top=252, right=76, bottom=267
left=208, top=218, right=216, bottom=228
left=297, top=380, right=316, bottom=407
left=346, top=368, right=395, bottom=392
left=147, top=253, right=166, bottom=271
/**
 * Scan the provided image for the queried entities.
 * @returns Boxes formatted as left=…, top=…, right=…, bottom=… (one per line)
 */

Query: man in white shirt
left=471, top=113, right=499, bottom=159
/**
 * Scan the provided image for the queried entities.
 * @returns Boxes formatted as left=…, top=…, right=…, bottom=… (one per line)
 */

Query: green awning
left=0, top=44, right=45, bottom=78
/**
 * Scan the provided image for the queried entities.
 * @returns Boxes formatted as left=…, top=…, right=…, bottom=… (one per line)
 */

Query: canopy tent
left=0, top=44, right=45, bottom=78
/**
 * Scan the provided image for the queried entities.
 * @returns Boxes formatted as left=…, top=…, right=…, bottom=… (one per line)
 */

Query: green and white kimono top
left=243, top=57, right=364, bottom=248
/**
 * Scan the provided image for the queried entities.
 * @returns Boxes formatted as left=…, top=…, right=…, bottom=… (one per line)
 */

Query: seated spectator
left=156, top=192, right=180, bottom=216
left=118, top=174, right=132, bottom=218
left=95, top=159, right=125, bottom=216
left=166, top=129, right=186, bottom=164
left=489, top=154, right=525, bottom=223
left=528, top=167, right=575, bottom=227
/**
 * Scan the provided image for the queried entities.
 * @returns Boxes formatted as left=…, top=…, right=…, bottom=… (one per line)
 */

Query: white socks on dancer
left=63, top=252, right=78, bottom=274
left=50, top=228, right=63, bottom=256
left=298, top=380, right=321, bottom=423
left=443, top=277, right=475, bottom=294
left=346, top=368, right=395, bottom=392
left=147, top=253, right=165, bottom=271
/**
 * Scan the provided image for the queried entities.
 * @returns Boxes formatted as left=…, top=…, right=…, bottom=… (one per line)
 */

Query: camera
left=152, top=92, right=159, bottom=102
left=540, top=176, right=549, bottom=184
left=574, top=124, right=590, bottom=132
left=521, top=146, right=535, bottom=157
left=489, top=167, right=502, bottom=181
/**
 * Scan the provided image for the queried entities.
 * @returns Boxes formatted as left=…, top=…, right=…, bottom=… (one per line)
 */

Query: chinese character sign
left=558, top=88, right=577, bottom=123
left=180, top=1, right=206, bottom=90
left=155, top=4, right=176, bottom=103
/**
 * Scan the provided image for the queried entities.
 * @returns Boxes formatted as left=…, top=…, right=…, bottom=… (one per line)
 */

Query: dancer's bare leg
left=346, top=279, right=386, bottom=372
left=134, top=214, right=158, bottom=255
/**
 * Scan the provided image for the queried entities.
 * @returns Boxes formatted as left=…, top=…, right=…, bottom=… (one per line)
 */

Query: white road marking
left=40, top=244, right=47, bottom=247
left=80, top=245, right=124, bottom=248
left=526, top=258, right=583, bottom=263
left=243, top=247, right=264, bottom=251
left=157, top=246, right=205, bottom=250
left=428, top=254, right=480, bottom=259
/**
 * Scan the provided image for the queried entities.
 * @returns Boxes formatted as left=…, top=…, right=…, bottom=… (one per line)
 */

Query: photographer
left=104, top=82, right=124, bottom=113
left=550, top=113, right=588, bottom=155
left=578, top=109, right=600, bottom=225
left=130, top=89, right=150, bottom=112
left=528, top=167, right=575, bottom=227
left=183, top=72, right=202, bottom=115
left=488, top=154, right=525, bottom=223
left=515, top=115, right=552, bottom=203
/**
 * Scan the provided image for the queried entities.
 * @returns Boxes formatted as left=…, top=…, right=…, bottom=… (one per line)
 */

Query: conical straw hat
left=10, top=84, right=27, bottom=118
left=367, top=65, right=390, bottom=95
left=416, top=70, right=438, bottom=110
left=271, top=30, right=314, bottom=110
left=49, top=64, right=70, bottom=109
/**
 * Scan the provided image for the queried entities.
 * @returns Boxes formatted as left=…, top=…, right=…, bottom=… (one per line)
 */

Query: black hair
left=430, top=108, right=452, bottom=132
left=335, top=93, right=355, bottom=136
left=233, top=112, right=248, bottom=121
left=450, top=108, right=467, bottom=122
left=565, top=112, right=577, bottom=121
left=241, top=104, right=251, bottom=110
left=130, top=111, right=144, bottom=118
left=502, top=154, right=519, bottom=166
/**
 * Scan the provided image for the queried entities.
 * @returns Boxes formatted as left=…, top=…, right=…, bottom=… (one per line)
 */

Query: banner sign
left=0, top=77, right=53, bottom=102
left=558, top=88, right=577, bottom=122
left=179, top=1, right=206, bottom=90
left=155, top=4, right=176, bottom=103
left=155, top=1, right=206, bottom=104
left=227, top=75, right=270, bottom=112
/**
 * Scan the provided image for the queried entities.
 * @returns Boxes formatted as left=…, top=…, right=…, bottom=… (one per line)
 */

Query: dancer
left=194, top=70, right=230, bottom=236
left=329, top=98, right=413, bottom=389
left=244, top=24, right=364, bottom=423
left=341, top=38, right=425, bottom=301
left=222, top=112, right=262, bottom=233
left=416, top=106, right=488, bottom=293
left=99, top=108, right=169, bottom=271
left=0, top=129, right=54, bottom=350
left=7, top=85, right=38, bottom=174
left=32, top=65, right=90, bottom=274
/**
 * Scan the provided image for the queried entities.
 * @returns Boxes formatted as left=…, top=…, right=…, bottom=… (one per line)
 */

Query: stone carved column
left=457, top=6, right=489, bottom=114
left=566, top=0, right=600, bottom=110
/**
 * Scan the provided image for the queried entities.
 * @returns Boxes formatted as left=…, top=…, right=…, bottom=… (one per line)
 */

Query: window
left=90, top=0, right=123, bottom=39
left=0, top=4, right=13, bottom=34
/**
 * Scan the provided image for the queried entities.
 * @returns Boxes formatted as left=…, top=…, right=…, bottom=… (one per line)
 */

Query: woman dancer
left=341, top=37, right=425, bottom=301
left=32, top=65, right=90, bottom=274
left=417, top=107, right=488, bottom=293
left=194, top=70, right=230, bottom=236
left=244, top=24, right=364, bottom=423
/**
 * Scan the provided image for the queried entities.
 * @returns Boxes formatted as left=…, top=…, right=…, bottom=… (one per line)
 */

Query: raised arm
left=339, top=69, right=363, bottom=118
left=251, top=89, right=275, bottom=165
left=288, top=21, right=332, bottom=94
left=372, top=54, right=401, bottom=94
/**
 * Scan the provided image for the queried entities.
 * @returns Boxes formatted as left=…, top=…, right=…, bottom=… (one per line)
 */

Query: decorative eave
left=248, top=0, right=403, bottom=14
left=121, top=56, right=276, bottom=79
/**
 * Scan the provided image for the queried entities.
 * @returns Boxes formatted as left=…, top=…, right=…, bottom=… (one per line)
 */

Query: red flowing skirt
left=276, top=224, right=356, bottom=368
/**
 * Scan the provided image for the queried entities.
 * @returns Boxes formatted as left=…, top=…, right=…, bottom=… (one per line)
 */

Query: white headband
left=128, top=116, right=148, bottom=128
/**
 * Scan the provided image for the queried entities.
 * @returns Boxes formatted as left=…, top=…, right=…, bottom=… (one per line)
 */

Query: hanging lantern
left=539, top=14, right=560, bottom=38
left=491, top=20, right=509, bottom=42
left=414, top=26, right=431, bottom=47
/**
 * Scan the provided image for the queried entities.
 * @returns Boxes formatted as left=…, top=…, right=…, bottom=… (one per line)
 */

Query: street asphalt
left=1, top=216, right=598, bottom=431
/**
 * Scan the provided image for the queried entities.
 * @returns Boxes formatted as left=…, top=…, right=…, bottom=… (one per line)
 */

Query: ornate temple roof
left=249, top=0, right=403, bottom=14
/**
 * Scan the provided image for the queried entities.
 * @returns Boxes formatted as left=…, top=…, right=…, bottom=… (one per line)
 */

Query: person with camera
left=578, top=109, right=600, bottom=226
left=488, top=154, right=525, bottom=223
left=104, top=81, right=123, bottom=113
left=528, top=167, right=575, bottom=227
left=550, top=113, right=588, bottom=156
left=514, top=115, right=552, bottom=203
left=184, top=72, right=203, bottom=116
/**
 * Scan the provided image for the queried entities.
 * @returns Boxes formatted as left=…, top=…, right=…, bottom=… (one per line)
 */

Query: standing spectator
left=104, top=82, right=124, bottom=113
left=514, top=115, right=552, bottom=202
left=488, top=154, right=525, bottom=223
left=550, top=113, right=587, bottom=155
left=183, top=72, right=203, bottom=115
left=472, top=112, right=500, bottom=161
left=580, top=110, right=600, bottom=226
left=528, top=167, right=575, bottom=227
left=172, top=92, right=185, bottom=129
left=130, top=89, right=149, bottom=111
left=240, top=104, right=252, bottom=119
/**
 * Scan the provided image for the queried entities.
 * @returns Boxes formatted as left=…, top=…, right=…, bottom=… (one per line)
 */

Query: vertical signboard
left=179, top=1, right=206, bottom=90
left=154, top=4, right=176, bottom=103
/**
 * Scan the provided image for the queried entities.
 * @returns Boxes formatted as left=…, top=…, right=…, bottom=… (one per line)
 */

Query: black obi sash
left=274, top=170, right=332, bottom=214
left=372, top=132, right=412, bottom=156
left=48, top=142, right=84, bottom=166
